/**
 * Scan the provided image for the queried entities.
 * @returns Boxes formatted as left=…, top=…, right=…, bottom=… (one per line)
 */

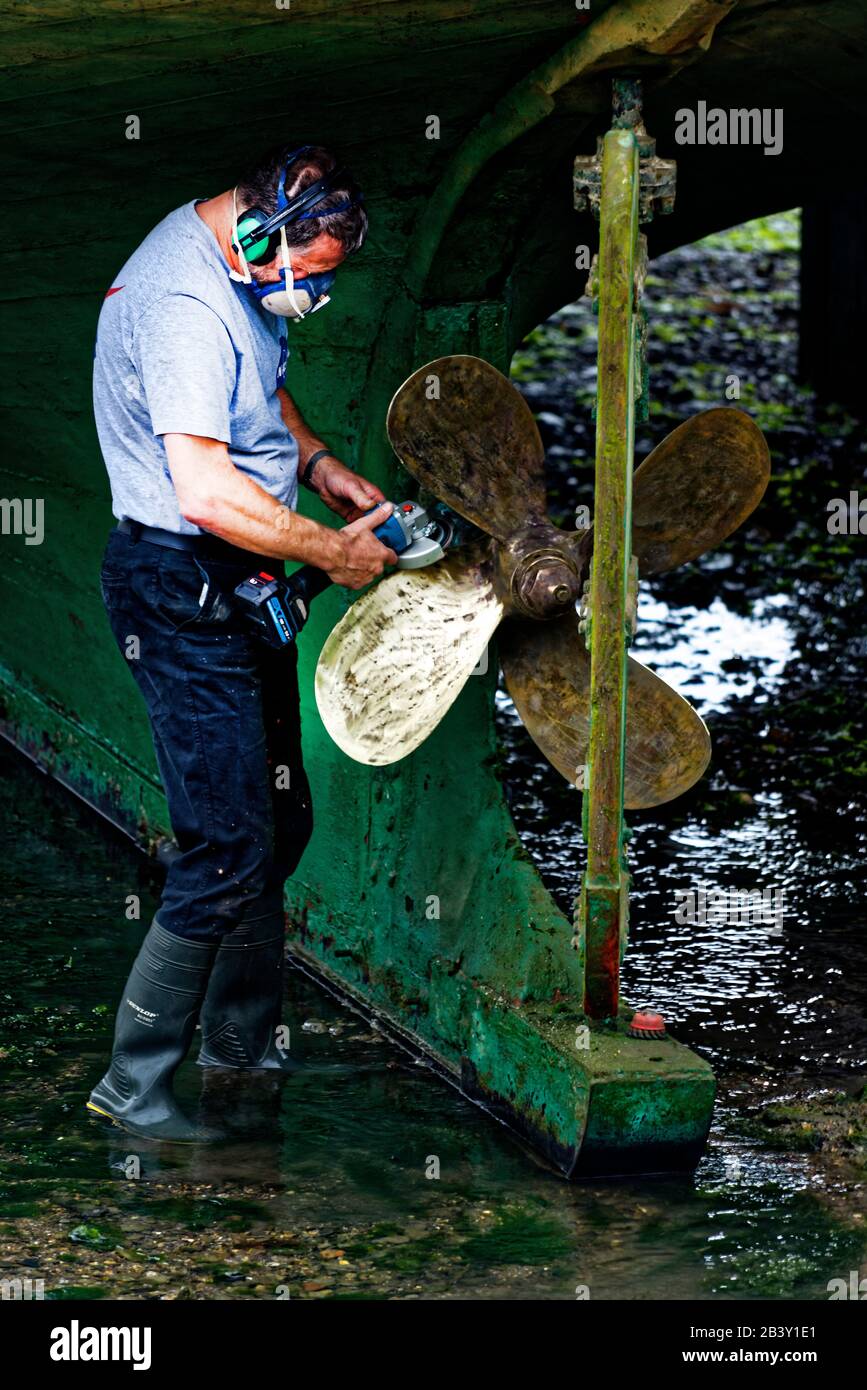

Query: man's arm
left=164, top=433, right=395, bottom=589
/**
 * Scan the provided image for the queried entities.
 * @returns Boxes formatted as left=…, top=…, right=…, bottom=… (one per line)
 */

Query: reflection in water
left=635, top=592, right=794, bottom=708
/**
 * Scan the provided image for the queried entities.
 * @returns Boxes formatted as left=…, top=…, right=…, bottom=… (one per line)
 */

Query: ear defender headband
left=232, top=145, right=360, bottom=265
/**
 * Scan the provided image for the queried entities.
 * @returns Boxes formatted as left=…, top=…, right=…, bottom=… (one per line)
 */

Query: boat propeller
left=314, top=354, right=770, bottom=807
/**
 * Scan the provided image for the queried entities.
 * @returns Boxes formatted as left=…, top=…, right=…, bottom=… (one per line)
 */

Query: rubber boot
left=196, top=912, right=298, bottom=1071
left=87, top=920, right=219, bottom=1142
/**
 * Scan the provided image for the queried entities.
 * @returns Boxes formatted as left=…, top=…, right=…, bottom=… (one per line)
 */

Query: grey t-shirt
left=93, top=200, right=298, bottom=533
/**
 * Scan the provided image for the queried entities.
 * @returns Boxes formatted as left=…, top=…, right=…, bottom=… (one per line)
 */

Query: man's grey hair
left=237, top=144, right=367, bottom=255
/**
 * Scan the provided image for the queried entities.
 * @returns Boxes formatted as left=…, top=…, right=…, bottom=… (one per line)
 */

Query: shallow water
left=0, top=733, right=864, bottom=1302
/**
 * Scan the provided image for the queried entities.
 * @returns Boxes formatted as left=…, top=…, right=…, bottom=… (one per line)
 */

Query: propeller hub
left=497, top=524, right=584, bottom=620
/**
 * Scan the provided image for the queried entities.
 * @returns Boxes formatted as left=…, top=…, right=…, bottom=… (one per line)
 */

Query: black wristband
left=300, top=449, right=336, bottom=491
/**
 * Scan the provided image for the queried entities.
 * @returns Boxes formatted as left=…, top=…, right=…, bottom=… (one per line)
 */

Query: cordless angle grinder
left=234, top=501, right=453, bottom=649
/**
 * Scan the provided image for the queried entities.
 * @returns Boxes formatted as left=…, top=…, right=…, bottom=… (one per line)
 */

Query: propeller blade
left=631, top=407, right=770, bottom=575
left=387, top=355, right=547, bottom=540
left=500, top=620, right=711, bottom=808
left=315, top=547, right=503, bottom=766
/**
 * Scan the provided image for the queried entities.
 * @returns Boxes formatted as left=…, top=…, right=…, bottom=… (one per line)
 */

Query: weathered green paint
left=581, top=129, right=638, bottom=1021
left=0, top=659, right=168, bottom=849
left=27, top=0, right=866, bottom=1172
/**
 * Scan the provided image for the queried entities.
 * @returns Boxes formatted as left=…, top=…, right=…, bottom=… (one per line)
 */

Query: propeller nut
left=510, top=551, right=581, bottom=621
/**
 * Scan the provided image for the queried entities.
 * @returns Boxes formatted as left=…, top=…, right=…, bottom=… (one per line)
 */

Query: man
left=88, top=144, right=395, bottom=1141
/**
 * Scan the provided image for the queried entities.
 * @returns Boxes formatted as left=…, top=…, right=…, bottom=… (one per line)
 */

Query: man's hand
left=309, top=454, right=386, bottom=520
left=326, top=503, right=398, bottom=589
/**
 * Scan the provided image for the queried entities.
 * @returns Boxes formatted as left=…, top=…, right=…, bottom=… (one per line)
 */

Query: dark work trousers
left=100, top=527, right=313, bottom=941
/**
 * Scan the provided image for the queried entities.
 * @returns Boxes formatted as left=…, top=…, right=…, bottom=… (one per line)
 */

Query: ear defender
left=232, top=210, right=274, bottom=265
left=233, top=145, right=316, bottom=265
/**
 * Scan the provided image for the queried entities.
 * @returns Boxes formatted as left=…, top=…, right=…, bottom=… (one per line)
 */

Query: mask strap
left=280, top=224, right=307, bottom=318
left=231, top=186, right=253, bottom=285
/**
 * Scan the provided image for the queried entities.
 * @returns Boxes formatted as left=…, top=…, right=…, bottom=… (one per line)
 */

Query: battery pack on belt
left=233, top=567, right=332, bottom=648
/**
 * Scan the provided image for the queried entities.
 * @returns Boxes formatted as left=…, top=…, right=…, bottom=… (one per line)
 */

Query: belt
left=117, top=518, right=275, bottom=569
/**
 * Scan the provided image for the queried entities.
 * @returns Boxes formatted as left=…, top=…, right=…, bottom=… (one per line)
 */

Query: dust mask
left=229, top=189, right=334, bottom=320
